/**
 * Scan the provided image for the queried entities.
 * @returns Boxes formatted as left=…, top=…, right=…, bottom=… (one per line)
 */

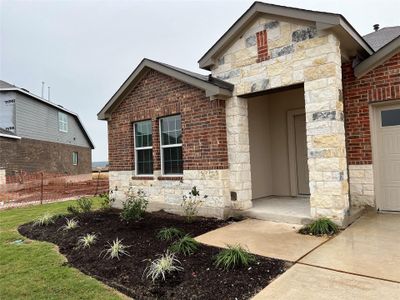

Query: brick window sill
left=157, top=176, right=183, bottom=181
left=131, top=176, right=154, bottom=180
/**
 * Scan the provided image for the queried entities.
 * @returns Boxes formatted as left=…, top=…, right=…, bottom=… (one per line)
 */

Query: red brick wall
left=343, top=52, right=400, bottom=165
left=107, top=69, right=228, bottom=172
left=0, top=137, right=92, bottom=176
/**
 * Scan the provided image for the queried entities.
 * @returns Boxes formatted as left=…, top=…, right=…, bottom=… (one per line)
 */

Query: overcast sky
left=1, top=0, right=398, bottom=161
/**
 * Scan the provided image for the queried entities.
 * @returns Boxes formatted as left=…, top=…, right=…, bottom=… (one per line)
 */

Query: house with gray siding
left=0, top=80, right=94, bottom=177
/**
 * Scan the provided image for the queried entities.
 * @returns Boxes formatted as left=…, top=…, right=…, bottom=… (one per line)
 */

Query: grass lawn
left=0, top=198, right=125, bottom=300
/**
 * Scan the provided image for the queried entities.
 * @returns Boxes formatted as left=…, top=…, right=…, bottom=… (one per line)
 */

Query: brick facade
left=0, top=137, right=92, bottom=176
left=343, top=52, right=400, bottom=165
left=108, top=69, right=228, bottom=172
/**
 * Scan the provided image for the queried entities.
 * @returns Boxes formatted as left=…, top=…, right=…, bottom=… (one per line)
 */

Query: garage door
left=374, top=104, right=400, bottom=211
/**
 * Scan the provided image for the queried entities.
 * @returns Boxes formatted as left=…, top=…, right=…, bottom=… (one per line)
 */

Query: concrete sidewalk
left=253, top=264, right=400, bottom=300
left=195, top=212, right=400, bottom=299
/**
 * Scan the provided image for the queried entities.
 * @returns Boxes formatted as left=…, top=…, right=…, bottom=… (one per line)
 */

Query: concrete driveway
left=195, top=212, right=400, bottom=299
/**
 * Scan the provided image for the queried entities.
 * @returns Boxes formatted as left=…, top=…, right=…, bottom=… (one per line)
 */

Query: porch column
left=304, top=34, right=349, bottom=223
left=226, top=96, right=252, bottom=210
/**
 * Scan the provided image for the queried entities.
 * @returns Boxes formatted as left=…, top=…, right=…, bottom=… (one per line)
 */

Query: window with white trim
left=58, top=112, right=68, bottom=132
left=134, top=120, right=153, bottom=175
left=160, top=115, right=183, bottom=175
left=72, top=152, right=78, bottom=165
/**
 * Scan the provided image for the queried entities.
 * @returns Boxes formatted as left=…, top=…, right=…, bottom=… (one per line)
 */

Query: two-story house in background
left=0, top=80, right=94, bottom=178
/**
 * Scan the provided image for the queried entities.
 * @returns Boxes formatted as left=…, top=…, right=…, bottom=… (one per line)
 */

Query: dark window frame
left=134, top=120, right=153, bottom=176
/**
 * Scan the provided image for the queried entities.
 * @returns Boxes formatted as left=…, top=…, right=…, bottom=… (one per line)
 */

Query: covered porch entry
left=244, top=85, right=312, bottom=224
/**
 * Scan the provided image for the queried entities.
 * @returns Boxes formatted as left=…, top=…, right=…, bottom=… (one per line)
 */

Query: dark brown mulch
left=19, top=210, right=290, bottom=300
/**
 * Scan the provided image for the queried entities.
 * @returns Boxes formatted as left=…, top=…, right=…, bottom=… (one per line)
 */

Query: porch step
left=238, top=197, right=313, bottom=225
left=240, top=209, right=313, bottom=225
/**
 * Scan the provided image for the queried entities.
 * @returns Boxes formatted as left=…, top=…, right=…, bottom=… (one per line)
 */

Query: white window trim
left=159, top=117, right=183, bottom=176
left=133, top=121, right=153, bottom=176
left=72, top=152, right=78, bottom=166
left=58, top=112, right=68, bottom=133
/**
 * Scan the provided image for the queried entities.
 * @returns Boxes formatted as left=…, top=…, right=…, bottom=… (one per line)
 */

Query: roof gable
left=97, top=59, right=233, bottom=120
left=198, top=2, right=373, bottom=70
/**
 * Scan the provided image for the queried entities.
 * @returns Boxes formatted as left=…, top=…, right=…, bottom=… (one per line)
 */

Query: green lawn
left=0, top=198, right=125, bottom=299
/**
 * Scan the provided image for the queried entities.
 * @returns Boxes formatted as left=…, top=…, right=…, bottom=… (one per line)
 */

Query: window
left=160, top=115, right=183, bottom=175
left=72, top=152, right=78, bottom=165
left=134, top=120, right=153, bottom=175
left=381, top=109, right=400, bottom=127
left=58, top=112, right=68, bottom=132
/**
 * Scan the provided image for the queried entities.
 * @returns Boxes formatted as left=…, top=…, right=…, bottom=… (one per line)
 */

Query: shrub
left=101, top=238, right=130, bottom=260
left=120, top=187, right=148, bottom=222
left=99, top=190, right=115, bottom=210
left=181, top=186, right=207, bottom=223
left=169, top=234, right=199, bottom=256
left=77, top=197, right=92, bottom=213
left=67, top=205, right=80, bottom=215
left=144, top=251, right=183, bottom=282
left=33, top=212, right=56, bottom=226
left=157, top=227, right=184, bottom=241
left=299, top=218, right=339, bottom=236
left=78, top=233, right=97, bottom=248
left=60, top=218, right=79, bottom=231
left=214, top=244, right=256, bottom=270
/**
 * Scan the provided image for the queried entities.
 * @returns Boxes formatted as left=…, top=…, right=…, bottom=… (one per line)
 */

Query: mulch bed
left=19, top=210, right=290, bottom=300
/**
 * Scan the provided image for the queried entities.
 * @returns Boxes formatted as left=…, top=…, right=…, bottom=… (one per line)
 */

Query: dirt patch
left=19, top=210, right=290, bottom=299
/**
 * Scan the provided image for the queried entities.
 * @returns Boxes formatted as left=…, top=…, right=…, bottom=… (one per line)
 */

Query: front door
left=373, top=104, right=400, bottom=211
left=294, top=114, right=310, bottom=195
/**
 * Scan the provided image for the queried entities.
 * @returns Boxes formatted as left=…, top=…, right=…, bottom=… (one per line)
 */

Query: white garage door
left=374, top=104, right=400, bottom=211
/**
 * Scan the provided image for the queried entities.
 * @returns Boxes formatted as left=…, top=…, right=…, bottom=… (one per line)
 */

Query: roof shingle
left=363, top=26, right=400, bottom=51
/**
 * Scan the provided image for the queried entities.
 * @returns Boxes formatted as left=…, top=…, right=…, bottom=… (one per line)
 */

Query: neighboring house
left=98, top=2, right=400, bottom=225
left=0, top=80, right=94, bottom=177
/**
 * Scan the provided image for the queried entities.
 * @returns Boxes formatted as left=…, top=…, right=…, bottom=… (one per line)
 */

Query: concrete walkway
left=195, top=212, right=400, bottom=299
left=195, top=218, right=327, bottom=262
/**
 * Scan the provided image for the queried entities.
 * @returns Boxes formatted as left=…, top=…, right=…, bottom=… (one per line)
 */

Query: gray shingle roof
left=363, top=26, right=400, bottom=51
left=0, top=80, right=16, bottom=89
left=150, top=59, right=234, bottom=91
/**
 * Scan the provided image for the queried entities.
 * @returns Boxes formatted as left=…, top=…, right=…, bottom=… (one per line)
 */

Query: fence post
left=40, top=172, right=44, bottom=205
left=94, top=170, right=101, bottom=196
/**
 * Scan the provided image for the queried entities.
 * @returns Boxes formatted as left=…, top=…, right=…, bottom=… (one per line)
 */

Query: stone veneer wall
left=211, top=17, right=350, bottom=222
left=109, top=170, right=230, bottom=218
left=348, top=165, right=374, bottom=207
left=342, top=53, right=400, bottom=207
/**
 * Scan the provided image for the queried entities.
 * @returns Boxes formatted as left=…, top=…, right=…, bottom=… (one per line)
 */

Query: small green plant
left=181, top=186, right=207, bottom=223
left=67, top=205, right=80, bottom=215
left=33, top=212, right=56, bottom=226
left=214, top=244, right=256, bottom=270
left=299, top=218, right=339, bottom=236
left=169, top=234, right=199, bottom=256
left=120, top=187, right=148, bottom=222
left=101, top=238, right=130, bottom=260
left=78, top=233, right=97, bottom=248
left=144, top=251, right=183, bottom=282
left=77, top=197, right=92, bottom=213
left=99, top=190, right=115, bottom=210
left=156, top=227, right=184, bottom=241
left=60, top=218, right=79, bottom=231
